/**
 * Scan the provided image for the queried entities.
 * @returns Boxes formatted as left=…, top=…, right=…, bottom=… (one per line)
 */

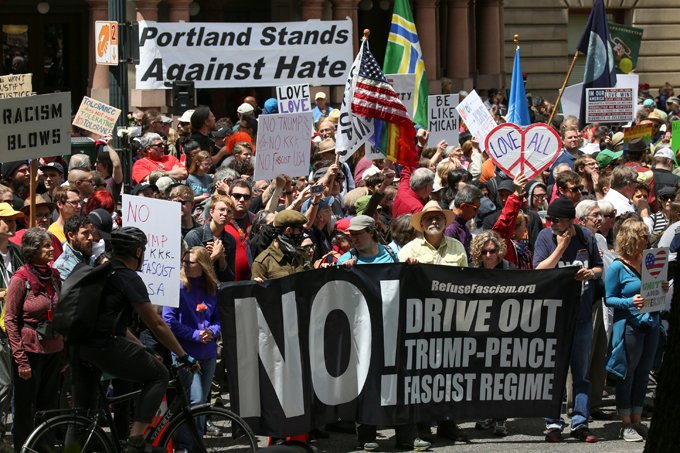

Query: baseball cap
left=596, top=149, right=624, bottom=168
left=237, top=103, right=255, bottom=114
left=315, top=92, right=327, bottom=100
left=160, top=115, right=172, bottom=124
left=178, top=109, right=194, bottom=123
left=348, top=215, right=375, bottom=231
left=211, top=127, right=229, bottom=139
left=88, top=208, right=113, bottom=240
left=39, top=162, right=65, bottom=175
left=654, top=147, right=675, bottom=160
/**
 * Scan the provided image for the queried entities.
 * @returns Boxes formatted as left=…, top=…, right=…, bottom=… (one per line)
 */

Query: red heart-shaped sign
left=484, top=122, right=562, bottom=180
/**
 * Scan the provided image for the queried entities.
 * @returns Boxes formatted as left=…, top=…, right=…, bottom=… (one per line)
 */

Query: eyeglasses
left=35, top=213, right=51, bottom=219
left=175, top=199, right=193, bottom=206
left=603, top=212, right=617, bottom=219
left=232, top=193, right=251, bottom=201
left=482, top=248, right=498, bottom=255
left=545, top=216, right=565, bottom=223
left=566, top=186, right=584, bottom=193
left=302, top=244, right=316, bottom=252
left=532, top=193, right=547, bottom=200
left=65, top=199, right=80, bottom=207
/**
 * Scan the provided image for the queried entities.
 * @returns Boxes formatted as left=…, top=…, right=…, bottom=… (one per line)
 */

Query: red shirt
left=392, top=165, right=427, bottom=218
left=132, top=155, right=183, bottom=184
left=224, top=215, right=252, bottom=281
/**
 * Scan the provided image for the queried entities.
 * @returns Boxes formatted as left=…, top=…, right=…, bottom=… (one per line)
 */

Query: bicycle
left=21, top=363, right=258, bottom=452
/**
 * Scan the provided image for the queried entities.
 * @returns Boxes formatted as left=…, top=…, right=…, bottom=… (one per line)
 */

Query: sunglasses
left=232, top=193, right=251, bottom=201
left=545, top=216, right=565, bottom=223
left=567, top=186, right=584, bottom=193
left=660, top=195, right=674, bottom=202
left=482, top=248, right=498, bottom=255
left=302, top=244, right=316, bottom=252
left=603, top=212, right=616, bottom=219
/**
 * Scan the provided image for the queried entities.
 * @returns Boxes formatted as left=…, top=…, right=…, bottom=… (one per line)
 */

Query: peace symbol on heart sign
left=483, top=122, right=563, bottom=180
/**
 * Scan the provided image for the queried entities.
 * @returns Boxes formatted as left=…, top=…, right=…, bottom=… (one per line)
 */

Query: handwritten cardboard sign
left=640, top=247, right=669, bottom=313
left=72, top=96, right=121, bottom=136
left=122, top=195, right=181, bottom=307
left=455, top=90, right=497, bottom=151
left=254, top=111, right=313, bottom=181
left=0, top=91, right=71, bottom=162
left=386, top=73, right=416, bottom=120
left=276, top=83, right=311, bottom=114
left=484, top=122, right=562, bottom=180
left=0, top=73, right=32, bottom=99
left=428, top=94, right=459, bottom=147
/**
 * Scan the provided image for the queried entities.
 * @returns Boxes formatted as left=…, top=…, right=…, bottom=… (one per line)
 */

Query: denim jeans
left=615, top=323, right=660, bottom=416
left=175, top=356, right=217, bottom=451
left=546, top=319, right=592, bottom=431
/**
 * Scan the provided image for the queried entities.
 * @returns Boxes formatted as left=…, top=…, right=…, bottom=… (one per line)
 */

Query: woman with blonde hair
left=605, top=218, right=665, bottom=442
left=162, top=246, right=220, bottom=444
left=185, top=150, right=213, bottom=203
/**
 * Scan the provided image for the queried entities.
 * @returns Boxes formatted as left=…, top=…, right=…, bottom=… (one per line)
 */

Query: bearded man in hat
left=533, top=197, right=603, bottom=443
left=399, top=200, right=467, bottom=266
left=398, top=200, right=468, bottom=443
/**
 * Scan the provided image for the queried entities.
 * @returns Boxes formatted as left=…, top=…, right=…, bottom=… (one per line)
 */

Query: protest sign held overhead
left=122, top=195, right=181, bottom=307
left=484, top=123, right=562, bottom=180
left=0, top=74, right=32, bottom=99
left=672, top=121, right=680, bottom=154
left=623, top=123, right=652, bottom=144
left=72, top=96, right=122, bottom=136
left=0, top=91, right=70, bottom=162
left=254, top=111, right=313, bottom=181
left=640, top=248, right=669, bottom=313
left=386, top=73, right=416, bottom=120
left=136, top=20, right=353, bottom=89
left=276, top=83, right=311, bottom=114
left=428, top=94, right=459, bottom=147
left=219, top=264, right=580, bottom=436
left=455, top=90, right=497, bottom=152
left=585, top=87, right=634, bottom=123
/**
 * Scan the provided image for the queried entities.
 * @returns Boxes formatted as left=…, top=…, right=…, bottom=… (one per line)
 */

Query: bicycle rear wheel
left=159, top=406, right=258, bottom=452
left=21, top=414, right=114, bottom=453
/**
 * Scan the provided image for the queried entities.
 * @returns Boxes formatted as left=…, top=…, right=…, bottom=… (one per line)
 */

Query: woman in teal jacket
left=605, top=218, right=665, bottom=442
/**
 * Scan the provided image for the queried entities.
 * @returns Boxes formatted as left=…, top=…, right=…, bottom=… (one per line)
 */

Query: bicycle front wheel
left=21, top=414, right=114, bottom=453
left=159, top=406, right=258, bottom=452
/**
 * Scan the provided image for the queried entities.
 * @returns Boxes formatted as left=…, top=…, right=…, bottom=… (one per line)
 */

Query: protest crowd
left=0, top=1, right=677, bottom=452
left=0, top=80, right=676, bottom=452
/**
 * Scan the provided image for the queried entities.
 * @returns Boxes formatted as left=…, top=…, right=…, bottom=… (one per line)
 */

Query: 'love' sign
left=484, top=122, right=562, bottom=180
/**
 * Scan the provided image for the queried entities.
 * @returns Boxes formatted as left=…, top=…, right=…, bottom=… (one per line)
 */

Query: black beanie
left=0, top=160, right=26, bottom=182
left=547, top=196, right=575, bottom=219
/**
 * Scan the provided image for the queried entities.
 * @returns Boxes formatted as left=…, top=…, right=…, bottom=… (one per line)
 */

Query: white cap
left=237, top=102, right=254, bottom=114
left=315, top=92, right=327, bottom=100
left=654, top=147, right=675, bottom=160
left=178, top=109, right=194, bottom=123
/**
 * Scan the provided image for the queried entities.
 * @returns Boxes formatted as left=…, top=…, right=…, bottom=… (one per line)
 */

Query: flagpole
left=548, top=51, right=580, bottom=127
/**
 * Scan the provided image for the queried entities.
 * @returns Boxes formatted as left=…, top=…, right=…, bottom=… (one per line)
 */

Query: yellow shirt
left=398, top=236, right=468, bottom=267
left=47, top=222, right=66, bottom=244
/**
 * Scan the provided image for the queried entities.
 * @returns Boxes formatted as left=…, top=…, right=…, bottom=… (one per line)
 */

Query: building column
left=446, top=0, right=473, bottom=91
left=415, top=0, right=440, bottom=93
left=168, top=0, right=192, bottom=22
left=301, top=0, right=326, bottom=19
left=476, top=0, right=504, bottom=90
left=86, top=0, right=109, bottom=102
left=331, top=0, right=360, bottom=54
left=134, top=0, right=161, bottom=21
left=131, top=0, right=164, bottom=110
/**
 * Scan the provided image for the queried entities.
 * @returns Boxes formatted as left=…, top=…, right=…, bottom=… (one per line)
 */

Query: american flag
left=352, top=42, right=413, bottom=127
left=645, top=250, right=667, bottom=278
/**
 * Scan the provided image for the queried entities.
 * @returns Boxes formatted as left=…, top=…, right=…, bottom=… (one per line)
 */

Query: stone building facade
left=1, top=0, right=678, bottom=117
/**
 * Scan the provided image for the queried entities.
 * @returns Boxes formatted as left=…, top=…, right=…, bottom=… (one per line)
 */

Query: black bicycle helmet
left=110, top=226, right=147, bottom=256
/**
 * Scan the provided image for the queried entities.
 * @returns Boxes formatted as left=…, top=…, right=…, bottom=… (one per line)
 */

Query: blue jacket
left=604, top=259, right=660, bottom=379
left=162, top=278, right=220, bottom=360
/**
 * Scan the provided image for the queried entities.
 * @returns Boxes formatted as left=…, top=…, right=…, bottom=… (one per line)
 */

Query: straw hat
left=21, top=194, right=55, bottom=214
left=410, top=200, right=455, bottom=233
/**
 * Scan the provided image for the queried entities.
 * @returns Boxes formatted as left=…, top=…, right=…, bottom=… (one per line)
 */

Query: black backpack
left=54, top=261, right=112, bottom=340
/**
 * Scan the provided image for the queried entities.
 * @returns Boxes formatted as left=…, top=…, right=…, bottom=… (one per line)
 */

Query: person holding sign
left=533, top=197, right=603, bottom=443
left=605, top=219, right=666, bottom=442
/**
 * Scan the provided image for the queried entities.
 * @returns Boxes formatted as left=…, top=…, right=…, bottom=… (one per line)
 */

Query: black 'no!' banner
left=218, top=264, right=580, bottom=436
